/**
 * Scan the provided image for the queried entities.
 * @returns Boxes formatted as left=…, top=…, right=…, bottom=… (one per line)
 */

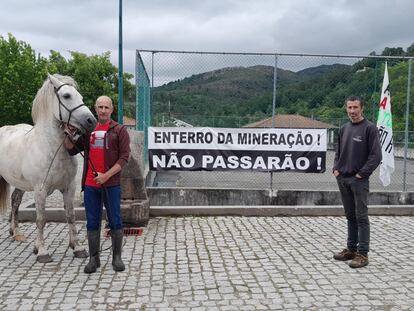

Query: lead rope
left=40, top=136, right=66, bottom=191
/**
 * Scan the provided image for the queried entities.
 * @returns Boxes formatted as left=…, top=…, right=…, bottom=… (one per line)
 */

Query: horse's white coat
left=0, top=74, right=96, bottom=262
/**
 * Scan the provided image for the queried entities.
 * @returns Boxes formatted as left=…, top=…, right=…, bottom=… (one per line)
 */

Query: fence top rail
left=137, top=49, right=414, bottom=60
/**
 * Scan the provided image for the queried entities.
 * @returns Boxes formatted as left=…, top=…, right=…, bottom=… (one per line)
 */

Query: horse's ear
left=48, top=74, right=62, bottom=89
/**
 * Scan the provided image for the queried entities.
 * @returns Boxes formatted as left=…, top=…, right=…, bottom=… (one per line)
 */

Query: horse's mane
left=31, top=74, right=78, bottom=124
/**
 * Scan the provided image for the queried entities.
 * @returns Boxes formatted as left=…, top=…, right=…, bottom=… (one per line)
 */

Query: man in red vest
left=66, top=95, right=130, bottom=273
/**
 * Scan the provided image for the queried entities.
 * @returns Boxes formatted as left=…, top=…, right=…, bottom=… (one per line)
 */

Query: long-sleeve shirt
left=333, top=118, right=382, bottom=178
left=68, top=119, right=130, bottom=189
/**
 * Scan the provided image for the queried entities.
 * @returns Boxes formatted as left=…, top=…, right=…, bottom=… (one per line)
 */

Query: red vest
left=85, top=122, right=110, bottom=187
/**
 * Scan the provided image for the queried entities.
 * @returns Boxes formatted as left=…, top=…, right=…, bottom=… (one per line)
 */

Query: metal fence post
left=136, top=51, right=151, bottom=164
left=135, top=51, right=139, bottom=130
left=136, top=51, right=144, bottom=131
left=272, top=54, right=278, bottom=127
left=402, top=59, right=412, bottom=192
left=270, top=54, right=278, bottom=191
left=372, top=60, right=378, bottom=122
left=150, top=52, right=155, bottom=128
left=142, top=52, right=155, bottom=163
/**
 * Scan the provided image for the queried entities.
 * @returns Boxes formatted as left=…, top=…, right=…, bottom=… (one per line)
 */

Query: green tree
left=406, top=43, right=414, bottom=56
left=0, top=35, right=136, bottom=126
left=47, top=50, right=135, bottom=117
left=47, top=50, right=68, bottom=74
left=0, top=34, right=48, bottom=126
left=381, top=47, right=405, bottom=57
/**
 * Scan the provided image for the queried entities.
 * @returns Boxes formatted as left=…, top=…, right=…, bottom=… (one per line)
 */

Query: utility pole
left=117, top=0, right=124, bottom=124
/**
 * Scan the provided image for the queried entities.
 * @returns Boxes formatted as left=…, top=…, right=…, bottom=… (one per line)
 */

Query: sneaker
left=349, top=254, right=369, bottom=268
left=333, top=249, right=357, bottom=261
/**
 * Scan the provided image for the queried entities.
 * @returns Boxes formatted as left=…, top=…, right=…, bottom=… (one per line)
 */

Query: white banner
left=149, top=127, right=327, bottom=172
left=377, top=62, right=395, bottom=187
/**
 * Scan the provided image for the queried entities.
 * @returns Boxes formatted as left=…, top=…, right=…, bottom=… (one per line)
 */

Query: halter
left=53, top=83, right=85, bottom=127
left=40, top=82, right=88, bottom=191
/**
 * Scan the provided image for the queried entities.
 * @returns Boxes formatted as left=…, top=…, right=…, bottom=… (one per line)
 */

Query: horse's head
left=32, top=74, right=97, bottom=134
left=48, top=74, right=97, bottom=134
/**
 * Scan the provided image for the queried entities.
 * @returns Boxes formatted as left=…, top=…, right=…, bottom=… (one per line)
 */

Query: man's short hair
left=95, top=95, right=113, bottom=108
left=345, top=95, right=364, bottom=108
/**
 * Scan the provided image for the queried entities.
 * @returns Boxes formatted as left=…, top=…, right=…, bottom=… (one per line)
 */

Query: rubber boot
left=84, top=230, right=101, bottom=274
left=111, top=229, right=125, bottom=272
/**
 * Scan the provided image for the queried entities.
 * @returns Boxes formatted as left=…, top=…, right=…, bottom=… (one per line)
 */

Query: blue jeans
left=336, top=175, right=370, bottom=256
left=84, top=185, right=123, bottom=231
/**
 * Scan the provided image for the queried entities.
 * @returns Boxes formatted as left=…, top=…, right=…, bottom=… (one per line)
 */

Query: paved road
left=1, top=215, right=414, bottom=310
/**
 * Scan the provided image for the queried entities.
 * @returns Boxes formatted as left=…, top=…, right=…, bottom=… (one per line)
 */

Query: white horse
left=0, top=74, right=97, bottom=263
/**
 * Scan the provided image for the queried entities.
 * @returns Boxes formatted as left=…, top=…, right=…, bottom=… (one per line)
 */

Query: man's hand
left=94, top=164, right=122, bottom=186
left=333, top=169, right=340, bottom=177
left=94, top=172, right=110, bottom=185
left=64, top=125, right=81, bottom=143
left=355, top=173, right=363, bottom=179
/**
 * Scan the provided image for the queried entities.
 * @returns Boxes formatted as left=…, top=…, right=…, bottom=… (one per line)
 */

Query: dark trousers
left=84, top=185, right=123, bottom=231
left=336, top=176, right=370, bottom=256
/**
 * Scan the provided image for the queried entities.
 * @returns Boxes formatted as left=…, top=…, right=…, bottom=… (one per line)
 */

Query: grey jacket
left=333, top=118, right=382, bottom=178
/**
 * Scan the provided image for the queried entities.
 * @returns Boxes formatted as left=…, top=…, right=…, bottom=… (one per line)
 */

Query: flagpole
left=402, top=59, right=412, bottom=192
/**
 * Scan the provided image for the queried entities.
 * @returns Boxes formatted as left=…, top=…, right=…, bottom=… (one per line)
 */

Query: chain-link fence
left=136, top=50, right=414, bottom=191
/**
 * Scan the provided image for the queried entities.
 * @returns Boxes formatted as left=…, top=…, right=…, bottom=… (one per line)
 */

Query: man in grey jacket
left=332, top=95, right=382, bottom=268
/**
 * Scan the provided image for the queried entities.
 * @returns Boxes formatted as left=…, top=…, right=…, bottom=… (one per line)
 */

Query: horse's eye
left=62, top=94, right=71, bottom=100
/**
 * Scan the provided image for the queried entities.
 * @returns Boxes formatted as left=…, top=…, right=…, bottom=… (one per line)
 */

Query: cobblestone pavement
left=1, top=215, right=414, bottom=310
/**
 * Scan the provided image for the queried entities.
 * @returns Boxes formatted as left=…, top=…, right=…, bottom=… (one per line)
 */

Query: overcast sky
left=1, top=0, right=413, bottom=78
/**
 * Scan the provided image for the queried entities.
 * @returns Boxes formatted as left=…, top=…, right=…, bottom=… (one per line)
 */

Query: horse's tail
left=0, top=177, right=10, bottom=215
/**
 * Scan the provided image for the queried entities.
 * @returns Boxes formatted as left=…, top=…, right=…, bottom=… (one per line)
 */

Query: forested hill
left=153, top=60, right=413, bottom=130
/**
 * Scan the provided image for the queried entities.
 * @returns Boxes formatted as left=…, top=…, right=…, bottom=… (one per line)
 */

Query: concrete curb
left=147, top=188, right=414, bottom=206
left=18, top=202, right=87, bottom=222
left=17, top=202, right=414, bottom=222
left=150, top=205, right=414, bottom=217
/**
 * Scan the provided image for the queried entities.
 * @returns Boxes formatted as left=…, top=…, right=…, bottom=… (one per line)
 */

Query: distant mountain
left=297, top=64, right=351, bottom=76
left=158, top=65, right=300, bottom=97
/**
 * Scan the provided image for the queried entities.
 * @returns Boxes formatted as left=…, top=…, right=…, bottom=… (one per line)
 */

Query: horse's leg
left=9, top=188, right=26, bottom=241
left=61, top=185, right=88, bottom=258
left=33, top=188, right=52, bottom=263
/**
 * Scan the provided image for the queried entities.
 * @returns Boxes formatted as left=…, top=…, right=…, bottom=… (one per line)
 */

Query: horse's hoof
left=13, top=234, right=26, bottom=241
left=37, top=254, right=53, bottom=263
left=74, top=250, right=88, bottom=258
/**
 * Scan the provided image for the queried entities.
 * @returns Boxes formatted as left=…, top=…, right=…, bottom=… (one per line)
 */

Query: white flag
left=376, top=63, right=395, bottom=187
